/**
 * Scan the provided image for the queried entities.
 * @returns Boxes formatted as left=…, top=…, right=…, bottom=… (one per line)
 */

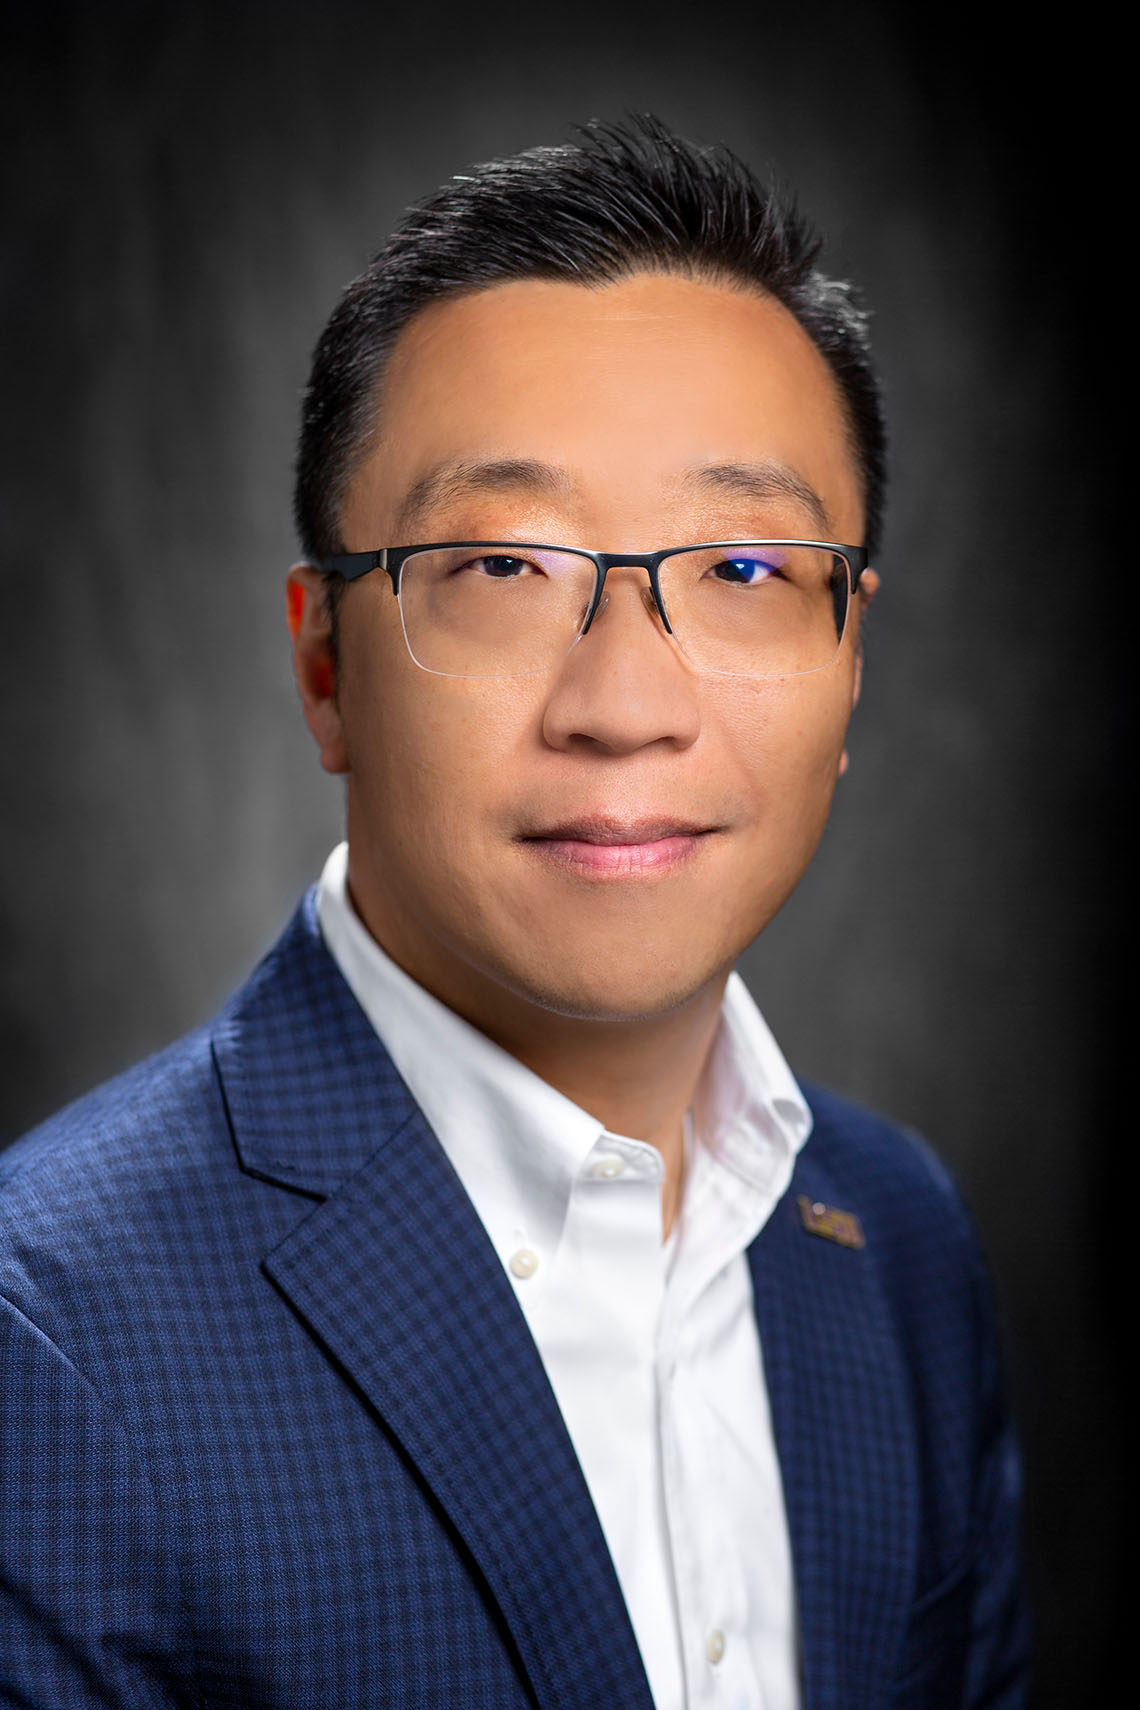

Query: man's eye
left=710, top=554, right=784, bottom=585
left=465, top=555, right=537, bottom=579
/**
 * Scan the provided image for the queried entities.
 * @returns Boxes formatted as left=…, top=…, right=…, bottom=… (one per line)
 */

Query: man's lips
left=518, top=816, right=719, bottom=876
left=524, top=815, right=713, bottom=845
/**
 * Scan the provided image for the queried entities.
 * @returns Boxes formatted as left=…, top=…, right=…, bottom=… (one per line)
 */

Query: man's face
left=293, top=272, right=875, bottom=1027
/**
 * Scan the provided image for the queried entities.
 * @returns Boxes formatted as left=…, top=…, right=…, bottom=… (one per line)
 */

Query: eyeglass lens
left=396, top=545, right=852, bottom=679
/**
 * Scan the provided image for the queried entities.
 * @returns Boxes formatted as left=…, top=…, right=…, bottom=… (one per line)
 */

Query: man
left=1, top=118, right=1028, bottom=1707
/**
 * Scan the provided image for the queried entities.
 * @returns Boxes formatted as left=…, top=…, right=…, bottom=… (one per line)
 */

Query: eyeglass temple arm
left=846, top=547, right=870, bottom=593
left=308, top=549, right=399, bottom=592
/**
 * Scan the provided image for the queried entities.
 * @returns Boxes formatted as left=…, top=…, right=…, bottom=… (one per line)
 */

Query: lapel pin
left=797, top=1195, right=866, bottom=1250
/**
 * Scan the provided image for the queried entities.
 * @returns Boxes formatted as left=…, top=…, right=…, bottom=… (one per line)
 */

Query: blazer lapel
left=749, top=1143, right=919, bottom=1710
left=213, top=896, right=655, bottom=1710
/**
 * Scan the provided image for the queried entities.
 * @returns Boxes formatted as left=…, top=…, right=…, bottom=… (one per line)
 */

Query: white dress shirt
left=317, top=842, right=810, bottom=1710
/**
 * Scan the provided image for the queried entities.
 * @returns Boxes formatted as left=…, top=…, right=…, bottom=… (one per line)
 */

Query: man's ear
left=838, top=569, right=879, bottom=779
left=287, top=564, right=349, bottom=775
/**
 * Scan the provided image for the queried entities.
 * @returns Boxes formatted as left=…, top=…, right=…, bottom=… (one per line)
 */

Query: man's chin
left=487, top=946, right=733, bottom=1027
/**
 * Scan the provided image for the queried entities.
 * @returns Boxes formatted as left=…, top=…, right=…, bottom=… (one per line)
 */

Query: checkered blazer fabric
left=1, top=891, right=1029, bottom=1708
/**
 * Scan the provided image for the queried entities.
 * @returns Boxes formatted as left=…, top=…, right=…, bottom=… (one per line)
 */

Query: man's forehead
left=345, top=274, right=865, bottom=548
left=393, top=454, right=835, bottom=540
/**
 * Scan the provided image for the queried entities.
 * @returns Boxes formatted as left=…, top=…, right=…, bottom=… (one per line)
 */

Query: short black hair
left=294, top=115, right=886, bottom=588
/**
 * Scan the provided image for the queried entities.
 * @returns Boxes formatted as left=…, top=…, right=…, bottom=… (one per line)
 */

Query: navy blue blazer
left=1, top=892, right=1029, bottom=1708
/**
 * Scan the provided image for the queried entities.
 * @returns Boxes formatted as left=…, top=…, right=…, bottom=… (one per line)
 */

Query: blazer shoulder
left=794, top=1080, right=988, bottom=1298
left=0, top=895, right=322, bottom=1210
left=0, top=1025, right=228, bottom=1231
left=799, top=1080, right=967, bottom=1211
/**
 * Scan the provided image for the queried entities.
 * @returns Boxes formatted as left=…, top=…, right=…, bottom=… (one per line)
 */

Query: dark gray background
left=1, top=2, right=1124, bottom=1702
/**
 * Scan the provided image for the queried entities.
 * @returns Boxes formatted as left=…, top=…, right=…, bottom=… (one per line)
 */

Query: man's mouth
left=519, top=816, right=718, bottom=877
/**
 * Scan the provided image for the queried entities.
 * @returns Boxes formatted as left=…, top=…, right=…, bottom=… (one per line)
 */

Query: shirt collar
left=698, top=970, right=812, bottom=1190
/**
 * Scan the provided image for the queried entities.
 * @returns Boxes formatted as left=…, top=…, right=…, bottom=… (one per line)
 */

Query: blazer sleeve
left=962, top=1229, right=1032, bottom=1709
left=1, top=1290, right=189, bottom=1709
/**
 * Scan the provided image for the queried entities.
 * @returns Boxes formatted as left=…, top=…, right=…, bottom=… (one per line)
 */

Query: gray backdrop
left=1, top=2, right=1123, bottom=1703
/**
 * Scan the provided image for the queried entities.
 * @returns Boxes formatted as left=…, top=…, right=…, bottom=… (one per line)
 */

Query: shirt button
left=590, top=1155, right=626, bottom=1179
left=508, top=1248, right=540, bottom=1280
left=706, top=1629, right=726, bottom=1665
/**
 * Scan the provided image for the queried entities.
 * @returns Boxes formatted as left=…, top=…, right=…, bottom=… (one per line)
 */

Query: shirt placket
left=658, top=1151, right=771, bottom=1708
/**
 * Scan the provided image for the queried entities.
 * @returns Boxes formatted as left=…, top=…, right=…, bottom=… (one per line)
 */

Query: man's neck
left=486, top=992, right=725, bottom=1237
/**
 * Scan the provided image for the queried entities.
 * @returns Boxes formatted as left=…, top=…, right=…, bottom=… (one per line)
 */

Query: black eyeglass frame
left=312, top=539, right=870, bottom=645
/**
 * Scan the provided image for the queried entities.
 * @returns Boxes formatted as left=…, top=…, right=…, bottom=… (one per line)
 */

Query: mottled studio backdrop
left=1, top=2, right=1123, bottom=1703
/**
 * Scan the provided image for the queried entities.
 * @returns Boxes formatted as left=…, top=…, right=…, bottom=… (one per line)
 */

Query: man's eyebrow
left=393, top=454, right=834, bottom=541
left=679, top=461, right=833, bottom=535
left=396, top=458, right=576, bottom=538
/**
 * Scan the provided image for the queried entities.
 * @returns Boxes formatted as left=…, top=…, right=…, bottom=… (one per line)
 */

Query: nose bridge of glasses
left=583, top=554, right=671, bottom=636
left=597, top=551, right=658, bottom=570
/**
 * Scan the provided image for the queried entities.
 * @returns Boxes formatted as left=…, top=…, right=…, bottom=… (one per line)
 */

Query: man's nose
left=540, top=569, right=701, bottom=756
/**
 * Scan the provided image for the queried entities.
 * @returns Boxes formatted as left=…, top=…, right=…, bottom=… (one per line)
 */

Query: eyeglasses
left=312, top=540, right=871, bottom=679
